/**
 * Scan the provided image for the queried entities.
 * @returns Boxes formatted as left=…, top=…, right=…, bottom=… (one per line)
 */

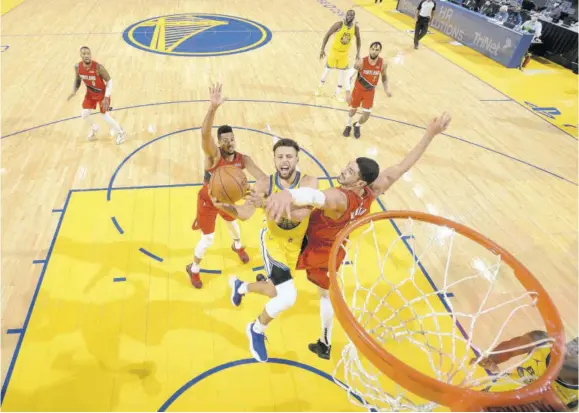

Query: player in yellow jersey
left=211, top=138, right=318, bottom=362
left=316, top=9, right=361, bottom=102
left=471, top=330, right=578, bottom=410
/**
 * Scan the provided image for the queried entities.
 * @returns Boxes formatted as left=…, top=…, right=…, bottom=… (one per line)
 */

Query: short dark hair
left=356, top=157, right=380, bottom=185
left=370, top=41, right=382, bottom=50
left=273, top=138, right=300, bottom=154
left=80, top=46, right=90, bottom=52
left=217, top=125, right=233, bottom=139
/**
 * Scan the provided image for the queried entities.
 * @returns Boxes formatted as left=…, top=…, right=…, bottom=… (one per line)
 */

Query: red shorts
left=297, top=241, right=346, bottom=290
left=83, top=93, right=108, bottom=114
left=192, top=185, right=236, bottom=234
left=351, top=86, right=375, bottom=111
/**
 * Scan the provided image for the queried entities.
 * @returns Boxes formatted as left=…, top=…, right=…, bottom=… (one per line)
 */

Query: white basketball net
left=331, top=216, right=555, bottom=412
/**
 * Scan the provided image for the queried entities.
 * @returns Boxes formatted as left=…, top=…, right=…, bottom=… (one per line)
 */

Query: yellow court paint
left=356, top=0, right=578, bottom=136
left=1, top=183, right=479, bottom=411
left=1, top=0, right=26, bottom=15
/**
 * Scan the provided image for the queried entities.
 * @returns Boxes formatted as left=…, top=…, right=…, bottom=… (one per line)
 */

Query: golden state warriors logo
left=123, top=13, right=272, bottom=57
left=340, top=32, right=351, bottom=45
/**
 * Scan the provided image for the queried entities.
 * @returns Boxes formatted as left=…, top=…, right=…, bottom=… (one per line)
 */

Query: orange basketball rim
left=328, top=210, right=567, bottom=412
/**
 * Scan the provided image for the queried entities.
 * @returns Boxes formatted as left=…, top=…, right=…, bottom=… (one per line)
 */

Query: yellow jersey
left=261, top=171, right=310, bottom=271
left=485, top=345, right=578, bottom=409
left=330, top=21, right=355, bottom=54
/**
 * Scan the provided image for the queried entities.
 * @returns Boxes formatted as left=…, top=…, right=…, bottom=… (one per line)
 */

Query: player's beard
left=277, top=166, right=295, bottom=180
left=370, top=53, right=379, bottom=60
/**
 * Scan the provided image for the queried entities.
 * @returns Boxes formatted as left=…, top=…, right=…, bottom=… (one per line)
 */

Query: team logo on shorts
left=122, top=13, right=272, bottom=57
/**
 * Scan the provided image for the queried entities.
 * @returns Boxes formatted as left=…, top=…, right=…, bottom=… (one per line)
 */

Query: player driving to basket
left=263, top=112, right=452, bottom=360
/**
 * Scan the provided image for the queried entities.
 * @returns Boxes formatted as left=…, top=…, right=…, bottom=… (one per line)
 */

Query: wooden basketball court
left=1, top=0, right=577, bottom=410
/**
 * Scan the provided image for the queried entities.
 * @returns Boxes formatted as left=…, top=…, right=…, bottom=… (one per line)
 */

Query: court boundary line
left=352, top=1, right=578, bottom=140
left=1, top=99, right=575, bottom=185
left=0, top=190, right=73, bottom=404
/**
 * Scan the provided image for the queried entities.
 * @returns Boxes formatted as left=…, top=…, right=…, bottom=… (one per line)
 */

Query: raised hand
left=209, top=82, right=227, bottom=108
left=426, top=112, right=452, bottom=136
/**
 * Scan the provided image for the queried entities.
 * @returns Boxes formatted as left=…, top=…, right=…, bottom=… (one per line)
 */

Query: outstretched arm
left=68, top=65, right=81, bottom=100
left=243, top=155, right=267, bottom=180
left=370, top=112, right=451, bottom=196
left=470, top=330, right=550, bottom=371
left=320, top=21, right=342, bottom=59
left=265, top=186, right=348, bottom=223
left=202, top=83, right=228, bottom=159
left=287, top=175, right=319, bottom=222
left=211, top=176, right=270, bottom=221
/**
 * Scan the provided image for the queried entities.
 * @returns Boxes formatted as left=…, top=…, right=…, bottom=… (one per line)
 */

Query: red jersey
left=305, top=186, right=375, bottom=247
left=78, top=60, right=106, bottom=96
left=203, top=151, right=245, bottom=186
left=355, top=56, right=384, bottom=91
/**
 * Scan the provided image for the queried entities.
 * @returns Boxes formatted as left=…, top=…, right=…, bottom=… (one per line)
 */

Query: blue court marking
left=401, top=235, right=415, bottom=241
left=199, top=269, right=222, bottom=274
left=123, top=13, right=272, bottom=57
left=32, top=260, right=46, bottom=265
left=158, top=357, right=369, bottom=412
left=51, top=208, right=63, bottom=213
left=1, top=190, right=73, bottom=404
left=113, top=277, right=127, bottom=282
left=107, top=124, right=335, bottom=202
left=138, top=248, right=163, bottom=262
left=343, top=260, right=353, bottom=265
left=2, top=99, right=574, bottom=185
left=252, top=265, right=265, bottom=271
left=111, top=216, right=124, bottom=234
left=5, top=329, right=23, bottom=335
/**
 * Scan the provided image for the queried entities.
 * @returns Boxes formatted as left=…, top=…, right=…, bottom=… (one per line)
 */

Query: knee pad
left=194, top=233, right=215, bottom=259
left=81, top=109, right=91, bottom=119
left=265, top=279, right=297, bottom=318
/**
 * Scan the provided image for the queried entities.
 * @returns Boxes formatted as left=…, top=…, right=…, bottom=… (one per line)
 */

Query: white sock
left=354, top=121, right=360, bottom=127
left=319, top=290, right=334, bottom=346
left=319, top=67, right=330, bottom=85
left=336, top=70, right=346, bottom=93
left=225, top=221, right=242, bottom=249
left=253, top=317, right=267, bottom=334
left=81, top=109, right=98, bottom=130
left=238, top=282, right=248, bottom=295
left=347, top=114, right=353, bottom=126
left=191, top=261, right=201, bottom=273
left=102, top=113, right=123, bottom=134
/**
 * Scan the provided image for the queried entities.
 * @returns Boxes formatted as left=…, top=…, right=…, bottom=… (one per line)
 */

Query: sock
left=191, top=261, right=201, bottom=273
left=253, top=317, right=267, bottom=334
left=102, top=113, right=123, bottom=134
left=347, top=114, right=353, bottom=126
left=225, top=221, right=242, bottom=249
left=238, top=282, right=248, bottom=295
left=81, top=109, right=98, bottom=130
left=319, top=67, right=330, bottom=85
left=320, top=294, right=334, bottom=346
left=336, top=70, right=346, bottom=94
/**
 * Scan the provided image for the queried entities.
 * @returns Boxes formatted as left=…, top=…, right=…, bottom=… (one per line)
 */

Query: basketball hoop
left=328, top=211, right=566, bottom=412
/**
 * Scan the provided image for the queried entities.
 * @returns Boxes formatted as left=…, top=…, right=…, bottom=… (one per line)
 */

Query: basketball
left=209, top=165, right=249, bottom=204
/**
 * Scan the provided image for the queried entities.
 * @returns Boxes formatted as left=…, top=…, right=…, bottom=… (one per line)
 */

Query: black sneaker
left=308, top=339, right=331, bottom=360
left=343, top=126, right=352, bottom=137
left=353, top=124, right=361, bottom=139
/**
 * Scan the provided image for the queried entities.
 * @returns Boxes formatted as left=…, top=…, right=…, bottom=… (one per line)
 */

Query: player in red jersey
left=264, top=112, right=451, bottom=359
left=343, top=41, right=392, bottom=139
left=67, top=46, right=126, bottom=144
left=185, top=83, right=267, bottom=289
